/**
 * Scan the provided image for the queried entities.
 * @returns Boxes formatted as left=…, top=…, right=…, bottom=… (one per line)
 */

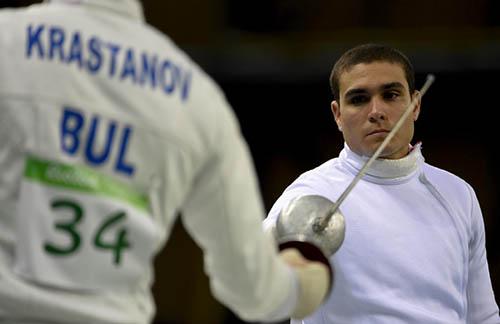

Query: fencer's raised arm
left=179, top=82, right=329, bottom=321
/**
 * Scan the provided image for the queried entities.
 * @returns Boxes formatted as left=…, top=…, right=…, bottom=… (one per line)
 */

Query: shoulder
left=279, top=157, right=347, bottom=199
left=143, top=24, right=230, bottom=121
left=265, top=157, right=347, bottom=225
left=0, top=5, right=31, bottom=28
left=422, top=162, right=474, bottom=196
left=421, top=162, right=479, bottom=229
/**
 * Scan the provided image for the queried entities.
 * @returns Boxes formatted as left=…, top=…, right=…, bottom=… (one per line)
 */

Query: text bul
left=60, top=107, right=135, bottom=176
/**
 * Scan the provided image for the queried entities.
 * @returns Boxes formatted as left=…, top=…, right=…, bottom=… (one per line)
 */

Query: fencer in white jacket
left=265, top=44, right=499, bottom=323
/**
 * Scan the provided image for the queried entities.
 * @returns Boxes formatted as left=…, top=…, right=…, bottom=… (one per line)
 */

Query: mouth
left=367, top=129, right=390, bottom=136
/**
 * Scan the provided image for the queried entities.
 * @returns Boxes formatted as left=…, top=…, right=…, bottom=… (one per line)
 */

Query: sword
left=275, top=74, right=435, bottom=256
left=313, top=74, right=435, bottom=233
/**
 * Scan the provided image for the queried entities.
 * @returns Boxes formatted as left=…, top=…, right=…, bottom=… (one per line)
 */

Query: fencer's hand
left=279, top=248, right=330, bottom=319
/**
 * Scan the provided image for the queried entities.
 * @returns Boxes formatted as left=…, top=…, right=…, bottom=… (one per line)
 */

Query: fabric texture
left=265, top=143, right=500, bottom=324
left=0, top=1, right=297, bottom=322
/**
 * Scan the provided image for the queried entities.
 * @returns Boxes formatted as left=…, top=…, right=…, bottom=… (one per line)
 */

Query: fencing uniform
left=0, top=1, right=299, bottom=322
left=265, top=143, right=499, bottom=323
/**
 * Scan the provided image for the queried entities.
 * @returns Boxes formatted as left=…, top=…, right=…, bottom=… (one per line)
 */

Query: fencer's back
left=0, top=1, right=235, bottom=322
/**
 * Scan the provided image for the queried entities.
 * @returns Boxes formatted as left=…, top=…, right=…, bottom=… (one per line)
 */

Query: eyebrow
left=344, top=88, right=368, bottom=98
left=344, top=82, right=406, bottom=98
left=381, top=82, right=405, bottom=90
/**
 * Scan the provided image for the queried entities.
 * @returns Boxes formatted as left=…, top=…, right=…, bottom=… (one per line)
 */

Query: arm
left=180, top=92, right=328, bottom=322
left=467, top=186, right=499, bottom=323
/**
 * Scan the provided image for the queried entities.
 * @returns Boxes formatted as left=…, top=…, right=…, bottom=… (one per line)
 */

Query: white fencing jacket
left=265, top=144, right=499, bottom=323
left=0, top=0, right=298, bottom=322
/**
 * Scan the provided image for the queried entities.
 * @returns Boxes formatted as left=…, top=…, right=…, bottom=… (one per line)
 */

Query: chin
left=383, top=147, right=409, bottom=159
left=362, top=144, right=386, bottom=158
left=367, top=147, right=398, bottom=160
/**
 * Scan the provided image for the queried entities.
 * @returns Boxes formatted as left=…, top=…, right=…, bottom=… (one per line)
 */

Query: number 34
left=45, top=198, right=131, bottom=266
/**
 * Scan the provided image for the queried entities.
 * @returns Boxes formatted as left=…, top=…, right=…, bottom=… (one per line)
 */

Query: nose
left=368, top=97, right=387, bottom=122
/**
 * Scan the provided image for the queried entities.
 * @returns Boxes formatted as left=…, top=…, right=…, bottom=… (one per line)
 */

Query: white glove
left=279, top=247, right=330, bottom=319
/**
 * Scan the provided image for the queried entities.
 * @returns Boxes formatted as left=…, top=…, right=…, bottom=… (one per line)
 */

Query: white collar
left=340, top=142, right=424, bottom=179
left=46, top=0, right=144, bottom=22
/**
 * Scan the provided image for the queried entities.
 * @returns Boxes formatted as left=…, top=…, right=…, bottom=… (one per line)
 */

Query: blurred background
left=3, top=1, right=500, bottom=323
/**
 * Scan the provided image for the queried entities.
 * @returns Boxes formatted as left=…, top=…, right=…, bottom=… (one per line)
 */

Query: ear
left=411, top=90, right=422, bottom=121
left=331, top=100, right=342, bottom=131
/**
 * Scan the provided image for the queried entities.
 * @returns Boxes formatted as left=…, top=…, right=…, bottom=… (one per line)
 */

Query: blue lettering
left=66, top=31, right=83, bottom=68
left=26, top=24, right=45, bottom=58
left=107, top=43, right=120, bottom=78
left=115, top=126, right=135, bottom=176
left=49, top=26, right=65, bottom=61
left=159, top=60, right=177, bottom=94
left=60, top=107, right=84, bottom=155
left=87, top=36, right=102, bottom=73
left=120, top=48, right=137, bottom=83
left=181, top=70, right=192, bottom=101
left=139, top=53, right=157, bottom=89
left=26, top=24, right=191, bottom=102
left=85, top=117, right=116, bottom=166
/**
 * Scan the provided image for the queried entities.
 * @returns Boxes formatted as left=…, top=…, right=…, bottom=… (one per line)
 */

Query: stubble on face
left=333, top=62, right=419, bottom=159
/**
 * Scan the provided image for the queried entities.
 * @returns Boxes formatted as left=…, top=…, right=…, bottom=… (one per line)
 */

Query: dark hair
left=329, top=44, right=415, bottom=100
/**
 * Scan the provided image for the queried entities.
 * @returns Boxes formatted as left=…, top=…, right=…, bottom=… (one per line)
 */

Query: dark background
left=3, top=1, right=500, bottom=323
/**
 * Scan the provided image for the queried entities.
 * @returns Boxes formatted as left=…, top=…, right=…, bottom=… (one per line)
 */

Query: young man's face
left=331, top=61, right=420, bottom=159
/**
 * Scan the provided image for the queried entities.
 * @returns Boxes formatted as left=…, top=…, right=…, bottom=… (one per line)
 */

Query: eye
left=348, top=95, right=369, bottom=106
left=383, top=91, right=400, bottom=100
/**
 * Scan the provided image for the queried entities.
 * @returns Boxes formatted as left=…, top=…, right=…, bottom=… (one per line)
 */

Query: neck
left=341, top=143, right=423, bottom=179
